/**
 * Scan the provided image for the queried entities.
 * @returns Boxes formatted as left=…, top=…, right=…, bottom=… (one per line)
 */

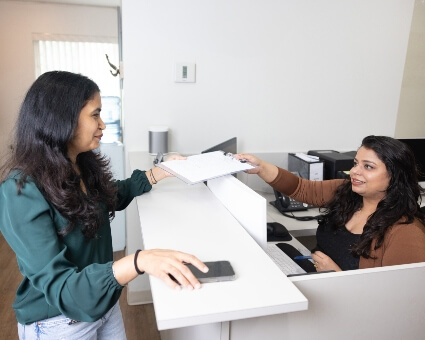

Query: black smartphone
left=186, top=260, right=236, bottom=283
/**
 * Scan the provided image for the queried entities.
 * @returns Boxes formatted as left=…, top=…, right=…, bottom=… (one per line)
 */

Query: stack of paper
left=156, top=151, right=256, bottom=185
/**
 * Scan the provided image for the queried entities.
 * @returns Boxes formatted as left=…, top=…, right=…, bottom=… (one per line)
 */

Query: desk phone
left=270, top=189, right=312, bottom=213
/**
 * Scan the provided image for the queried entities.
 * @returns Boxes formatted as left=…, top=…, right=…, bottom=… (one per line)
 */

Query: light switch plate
left=175, top=63, right=196, bottom=83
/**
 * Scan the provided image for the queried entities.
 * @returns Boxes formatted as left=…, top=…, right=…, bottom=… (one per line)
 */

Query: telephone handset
left=270, top=189, right=311, bottom=213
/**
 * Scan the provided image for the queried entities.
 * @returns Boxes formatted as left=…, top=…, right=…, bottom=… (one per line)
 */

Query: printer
left=307, top=150, right=355, bottom=180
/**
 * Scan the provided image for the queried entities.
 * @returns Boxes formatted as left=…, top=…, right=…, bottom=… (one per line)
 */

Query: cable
left=278, top=211, right=321, bottom=222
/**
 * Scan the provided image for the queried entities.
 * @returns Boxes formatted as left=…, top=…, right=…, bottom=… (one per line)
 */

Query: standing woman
left=0, top=71, right=207, bottom=339
left=235, top=136, right=425, bottom=272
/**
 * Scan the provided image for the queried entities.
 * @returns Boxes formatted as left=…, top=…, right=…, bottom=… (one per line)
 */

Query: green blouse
left=0, top=170, right=152, bottom=325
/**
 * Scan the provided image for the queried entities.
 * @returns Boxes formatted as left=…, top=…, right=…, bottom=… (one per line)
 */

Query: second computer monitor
left=398, top=138, right=425, bottom=184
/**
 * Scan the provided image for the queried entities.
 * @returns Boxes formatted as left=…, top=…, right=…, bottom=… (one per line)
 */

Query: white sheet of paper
left=156, top=151, right=256, bottom=184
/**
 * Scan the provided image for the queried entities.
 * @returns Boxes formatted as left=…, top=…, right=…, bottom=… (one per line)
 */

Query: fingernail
left=194, top=283, right=201, bottom=289
left=203, top=267, right=209, bottom=273
left=187, top=285, right=194, bottom=290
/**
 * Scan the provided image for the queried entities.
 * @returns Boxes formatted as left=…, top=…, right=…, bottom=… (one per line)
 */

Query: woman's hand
left=233, top=153, right=262, bottom=174
left=234, top=153, right=279, bottom=183
left=149, top=154, right=187, bottom=183
left=164, top=154, right=187, bottom=162
left=137, top=249, right=209, bottom=290
left=311, top=251, right=342, bottom=272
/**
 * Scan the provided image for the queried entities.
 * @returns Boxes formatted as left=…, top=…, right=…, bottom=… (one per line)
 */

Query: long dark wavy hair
left=322, top=135, right=425, bottom=259
left=0, top=71, right=117, bottom=239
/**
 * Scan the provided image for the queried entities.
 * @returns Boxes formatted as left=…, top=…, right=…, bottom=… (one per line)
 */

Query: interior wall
left=121, top=0, right=415, bottom=155
left=0, top=1, right=118, bottom=163
left=1, top=1, right=421, bottom=160
left=395, top=0, right=425, bottom=138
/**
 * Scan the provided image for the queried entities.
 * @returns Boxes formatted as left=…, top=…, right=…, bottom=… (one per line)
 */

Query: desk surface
left=129, top=152, right=307, bottom=330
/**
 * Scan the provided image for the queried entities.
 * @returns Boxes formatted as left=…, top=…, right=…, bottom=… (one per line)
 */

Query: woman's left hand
left=311, top=251, right=342, bottom=272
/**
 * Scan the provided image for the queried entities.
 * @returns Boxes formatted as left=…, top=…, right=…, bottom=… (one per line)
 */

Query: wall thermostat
left=175, top=62, right=196, bottom=83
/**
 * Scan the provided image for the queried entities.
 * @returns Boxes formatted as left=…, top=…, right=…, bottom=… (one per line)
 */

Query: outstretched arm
left=234, top=153, right=279, bottom=183
left=112, top=249, right=209, bottom=290
left=147, top=154, right=187, bottom=185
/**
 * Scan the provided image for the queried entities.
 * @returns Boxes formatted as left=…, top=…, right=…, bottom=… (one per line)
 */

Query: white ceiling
left=1, top=0, right=120, bottom=7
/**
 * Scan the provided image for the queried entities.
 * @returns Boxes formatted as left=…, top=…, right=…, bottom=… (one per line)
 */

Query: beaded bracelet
left=149, top=169, right=157, bottom=185
left=134, top=249, right=145, bottom=275
left=150, top=169, right=158, bottom=184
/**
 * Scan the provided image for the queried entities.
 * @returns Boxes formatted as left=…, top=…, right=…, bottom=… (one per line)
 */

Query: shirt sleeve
left=0, top=178, right=122, bottom=322
left=114, top=169, right=152, bottom=211
left=268, top=167, right=345, bottom=207
left=381, top=222, right=425, bottom=266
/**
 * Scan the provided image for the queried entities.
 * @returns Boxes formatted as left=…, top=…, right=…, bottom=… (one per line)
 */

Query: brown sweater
left=269, top=167, right=425, bottom=269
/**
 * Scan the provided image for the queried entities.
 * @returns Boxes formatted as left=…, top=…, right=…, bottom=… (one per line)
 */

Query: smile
left=351, top=178, right=365, bottom=185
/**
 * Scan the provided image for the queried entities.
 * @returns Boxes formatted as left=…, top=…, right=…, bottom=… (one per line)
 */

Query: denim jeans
left=17, top=302, right=126, bottom=340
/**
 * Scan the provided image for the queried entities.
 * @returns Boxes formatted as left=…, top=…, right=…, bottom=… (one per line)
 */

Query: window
left=33, top=34, right=121, bottom=143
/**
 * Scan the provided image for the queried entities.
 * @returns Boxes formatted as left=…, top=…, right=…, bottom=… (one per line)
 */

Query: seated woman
left=235, top=136, right=425, bottom=272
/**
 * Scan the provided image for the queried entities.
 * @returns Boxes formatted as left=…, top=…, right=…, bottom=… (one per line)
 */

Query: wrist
left=258, top=162, right=278, bottom=183
left=134, top=249, right=145, bottom=275
left=256, top=160, right=267, bottom=177
left=151, top=167, right=167, bottom=183
left=148, top=169, right=158, bottom=185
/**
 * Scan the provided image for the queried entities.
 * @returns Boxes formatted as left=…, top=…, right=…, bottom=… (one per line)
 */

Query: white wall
left=0, top=0, right=421, bottom=160
left=396, top=1, right=425, bottom=138
left=0, top=1, right=118, bottom=161
left=122, top=0, right=415, bottom=155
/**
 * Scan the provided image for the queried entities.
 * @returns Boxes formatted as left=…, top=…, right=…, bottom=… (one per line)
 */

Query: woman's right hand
left=234, top=153, right=279, bottom=183
left=148, top=154, right=187, bottom=184
left=233, top=153, right=262, bottom=174
left=311, top=251, right=342, bottom=272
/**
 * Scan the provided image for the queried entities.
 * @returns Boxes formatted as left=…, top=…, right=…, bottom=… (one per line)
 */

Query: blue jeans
left=17, top=302, right=126, bottom=340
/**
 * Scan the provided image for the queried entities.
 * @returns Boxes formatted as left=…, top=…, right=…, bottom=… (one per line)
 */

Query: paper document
left=156, top=151, right=256, bottom=185
left=295, top=153, right=320, bottom=163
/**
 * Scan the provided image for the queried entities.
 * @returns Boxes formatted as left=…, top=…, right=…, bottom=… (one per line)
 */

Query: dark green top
left=0, top=169, right=152, bottom=325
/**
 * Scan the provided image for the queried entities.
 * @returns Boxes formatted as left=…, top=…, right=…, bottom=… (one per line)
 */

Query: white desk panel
left=230, top=263, right=425, bottom=340
left=130, top=152, right=308, bottom=331
left=129, top=152, right=425, bottom=339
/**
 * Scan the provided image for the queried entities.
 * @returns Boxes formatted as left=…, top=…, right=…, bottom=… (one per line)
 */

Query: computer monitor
left=201, top=137, right=237, bottom=155
left=397, top=138, right=425, bottom=184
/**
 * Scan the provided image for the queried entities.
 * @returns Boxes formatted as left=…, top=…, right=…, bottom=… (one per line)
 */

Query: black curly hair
left=322, top=135, right=425, bottom=258
left=0, top=71, right=117, bottom=239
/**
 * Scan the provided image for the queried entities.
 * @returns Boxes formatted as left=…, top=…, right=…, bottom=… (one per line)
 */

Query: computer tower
left=307, top=150, right=354, bottom=180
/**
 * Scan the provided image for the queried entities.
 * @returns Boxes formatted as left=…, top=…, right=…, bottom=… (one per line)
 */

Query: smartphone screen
left=186, top=260, right=236, bottom=283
